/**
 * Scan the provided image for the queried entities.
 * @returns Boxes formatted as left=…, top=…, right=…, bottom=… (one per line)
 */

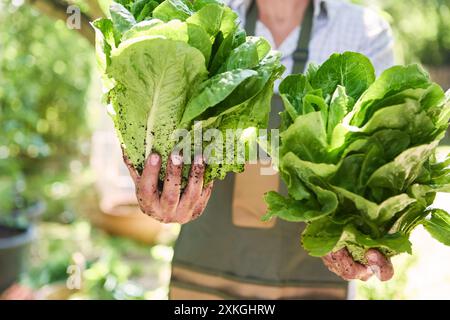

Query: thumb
left=365, top=249, right=394, bottom=281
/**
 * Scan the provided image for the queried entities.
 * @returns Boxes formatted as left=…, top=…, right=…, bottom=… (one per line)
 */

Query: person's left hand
left=322, top=248, right=394, bottom=281
left=123, top=152, right=213, bottom=224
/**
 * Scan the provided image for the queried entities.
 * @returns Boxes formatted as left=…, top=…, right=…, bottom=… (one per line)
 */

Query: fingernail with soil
left=194, top=154, right=203, bottom=165
left=171, top=154, right=183, bottom=166
left=369, top=265, right=381, bottom=280
left=150, top=154, right=159, bottom=166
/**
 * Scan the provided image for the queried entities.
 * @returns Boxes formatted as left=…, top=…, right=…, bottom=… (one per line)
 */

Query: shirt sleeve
left=357, top=8, right=396, bottom=75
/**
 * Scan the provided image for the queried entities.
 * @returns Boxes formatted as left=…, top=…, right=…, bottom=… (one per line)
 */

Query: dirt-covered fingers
left=175, top=156, right=205, bottom=224
left=365, top=249, right=394, bottom=281
left=122, top=149, right=140, bottom=184
left=322, top=248, right=373, bottom=281
left=191, top=182, right=214, bottom=220
left=159, top=153, right=183, bottom=222
left=136, top=153, right=162, bottom=219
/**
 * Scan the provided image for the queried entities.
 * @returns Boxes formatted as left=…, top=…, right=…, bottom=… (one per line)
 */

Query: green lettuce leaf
left=181, top=69, right=257, bottom=124
left=152, top=0, right=192, bottom=21
left=110, top=2, right=136, bottom=34
left=310, top=51, right=375, bottom=100
left=423, top=209, right=450, bottom=246
left=108, top=37, right=208, bottom=172
left=301, top=218, right=344, bottom=257
left=351, top=64, right=431, bottom=126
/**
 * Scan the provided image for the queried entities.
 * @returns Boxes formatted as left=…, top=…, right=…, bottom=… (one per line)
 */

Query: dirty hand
left=124, top=152, right=213, bottom=224
left=322, top=248, right=394, bottom=281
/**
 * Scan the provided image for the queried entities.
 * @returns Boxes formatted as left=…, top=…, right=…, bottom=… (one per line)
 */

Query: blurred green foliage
left=0, top=1, right=94, bottom=226
left=22, top=221, right=172, bottom=300
left=353, top=0, right=450, bottom=65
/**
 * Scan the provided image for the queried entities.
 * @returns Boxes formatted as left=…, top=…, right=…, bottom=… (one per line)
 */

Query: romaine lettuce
left=265, top=52, right=450, bottom=263
left=92, top=0, right=284, bottom=182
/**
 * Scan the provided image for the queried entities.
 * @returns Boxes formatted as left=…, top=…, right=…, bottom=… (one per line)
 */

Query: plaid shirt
left=227, top=0, right=395, bottom=76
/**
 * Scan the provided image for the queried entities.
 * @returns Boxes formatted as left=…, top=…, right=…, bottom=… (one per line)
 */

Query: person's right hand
left=123, top=152, right=213, bottom=224
left=321, top=248, right=394, bottom=281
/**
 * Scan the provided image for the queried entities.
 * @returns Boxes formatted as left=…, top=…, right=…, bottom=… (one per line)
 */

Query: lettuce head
left=92, top=0, right=284, bottom=182
left=264, top=52, right=450, bottom=263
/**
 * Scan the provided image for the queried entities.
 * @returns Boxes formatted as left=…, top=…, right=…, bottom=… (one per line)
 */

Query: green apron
left=170, top=0, right=347, bottom=299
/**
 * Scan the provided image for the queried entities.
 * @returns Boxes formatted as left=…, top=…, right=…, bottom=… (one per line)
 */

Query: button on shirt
left=226, top=0, right=395, bottom=80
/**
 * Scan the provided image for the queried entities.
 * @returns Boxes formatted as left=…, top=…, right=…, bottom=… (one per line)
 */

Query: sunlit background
left=0, top=0, right=449, bottom=300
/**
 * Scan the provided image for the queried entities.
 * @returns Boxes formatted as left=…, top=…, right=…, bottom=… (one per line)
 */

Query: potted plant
left=0, top=164, right=45, bottom=292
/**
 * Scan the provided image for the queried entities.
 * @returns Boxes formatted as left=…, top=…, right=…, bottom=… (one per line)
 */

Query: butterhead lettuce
left=264, top=52, right=450, bottom=263
left=92, top=0, right=284, bottom=182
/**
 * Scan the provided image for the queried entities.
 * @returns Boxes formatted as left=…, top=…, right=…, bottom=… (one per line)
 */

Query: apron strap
left=244, top=0, right=258, bottom=37
left=244, top=0, right=314, bottom=74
